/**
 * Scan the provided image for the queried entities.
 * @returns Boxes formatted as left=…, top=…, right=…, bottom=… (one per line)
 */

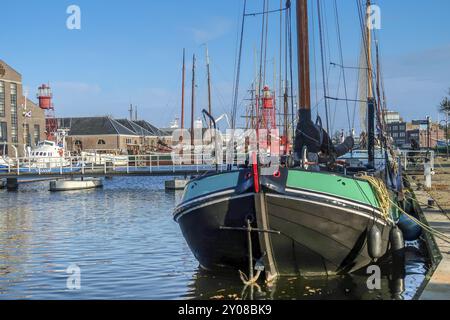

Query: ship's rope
left=356, top=173, right=391, bottom=220
left=388, top=198, right=450, bottom=244
left=365, top=177, right=450, bottom=243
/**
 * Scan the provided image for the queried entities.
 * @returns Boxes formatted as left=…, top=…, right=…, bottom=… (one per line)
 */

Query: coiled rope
left=357, top=174, right=450, bottom=243
left=356, top=173, right=391, bottom=220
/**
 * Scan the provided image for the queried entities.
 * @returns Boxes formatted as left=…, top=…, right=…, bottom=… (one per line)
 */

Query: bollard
left=6, top=178, right=19, bottom=192
left=424, top=162, right=432, bottom=189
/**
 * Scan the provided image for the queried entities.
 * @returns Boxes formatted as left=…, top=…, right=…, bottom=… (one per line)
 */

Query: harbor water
left=0, top=177, right=430, bottom=300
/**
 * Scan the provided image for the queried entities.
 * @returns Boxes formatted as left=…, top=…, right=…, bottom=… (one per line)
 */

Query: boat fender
left=389, top=227, right=404, bottom=253
left=368, top=225, right=383, bottom=261
left=389, top=227, right=405, bottom=270
left=397, top=214, right=422, bottom=241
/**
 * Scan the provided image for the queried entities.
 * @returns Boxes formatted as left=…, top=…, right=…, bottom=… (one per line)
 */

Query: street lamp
left=426, top=116, right=431, bottom=154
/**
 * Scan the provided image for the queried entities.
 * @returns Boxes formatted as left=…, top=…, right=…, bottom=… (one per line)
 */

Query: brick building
left=386, top=122, right=407, bottom=147
left=57, top=117, right=171, bottom=155
left=406, top=122, right=445, bottom=149
left=0, top=59, right=46, bottom=157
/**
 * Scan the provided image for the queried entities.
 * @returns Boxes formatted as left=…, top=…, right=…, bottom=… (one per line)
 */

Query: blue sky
left=1, top=0, right=450, bottom=130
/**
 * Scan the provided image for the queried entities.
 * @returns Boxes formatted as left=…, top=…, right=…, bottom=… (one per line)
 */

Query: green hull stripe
left=286, top=170, right=380, bottom=209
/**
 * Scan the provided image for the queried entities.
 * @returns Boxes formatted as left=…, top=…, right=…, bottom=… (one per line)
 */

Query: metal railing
left=399, top=150, right=435, bottom=172
left=0, top=153, right=246, bottom=177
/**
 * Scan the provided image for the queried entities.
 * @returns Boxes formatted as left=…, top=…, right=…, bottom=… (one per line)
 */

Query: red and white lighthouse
left=37, top=84, right=58, bottom=141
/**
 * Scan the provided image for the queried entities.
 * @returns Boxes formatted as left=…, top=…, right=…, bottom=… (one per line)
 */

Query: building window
left=0, top=122, right=7, bottom=156
left=0, top=122, right=7, bottom=141
left=74, top=140, right=83, bottom=150
left=34, top=124, right=40, bottom=145
left=10, top=83, right=18, bottom=144
left=126, top=138, right=132, bottom=144
left=98, top=139, right=106, bottom=145
left=0, top=81, right=5, bottom=117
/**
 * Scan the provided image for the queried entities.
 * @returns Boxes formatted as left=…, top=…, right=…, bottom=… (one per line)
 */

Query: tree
left=439, top=88, right=450, bottom=114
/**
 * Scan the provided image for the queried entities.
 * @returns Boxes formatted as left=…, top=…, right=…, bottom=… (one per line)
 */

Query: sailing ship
left=174, top=0, right=404, bottom=278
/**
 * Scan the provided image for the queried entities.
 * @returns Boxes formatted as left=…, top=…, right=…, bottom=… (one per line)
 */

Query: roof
left=0, top=59, right=22, bottom=79
left=116, top=119, right=154, bottom=136
left=57, top=117, right=137, bottom=136
left=133, top=120, right=167, bottom=136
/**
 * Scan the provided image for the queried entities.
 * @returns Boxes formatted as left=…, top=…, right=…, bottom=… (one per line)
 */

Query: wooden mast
left=366, top=0, right=373, bottom=99
left=366, top=0, right=375, bottom=169
left=297, top=0, right=311, bottom=120
left=181, top=49, right=186, bottom=129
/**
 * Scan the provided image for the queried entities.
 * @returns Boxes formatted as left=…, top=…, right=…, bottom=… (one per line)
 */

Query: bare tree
left=439, top=88, right=450, bottom=114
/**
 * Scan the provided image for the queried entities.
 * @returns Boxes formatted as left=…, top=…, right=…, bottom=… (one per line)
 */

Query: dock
left=409, top=158, right=450, bottom=300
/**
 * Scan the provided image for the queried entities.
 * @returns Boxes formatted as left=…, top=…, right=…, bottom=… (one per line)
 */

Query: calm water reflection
left=0, top=177, right=428, bottom=299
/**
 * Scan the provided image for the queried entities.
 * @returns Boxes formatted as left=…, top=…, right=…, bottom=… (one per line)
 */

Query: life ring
left=58, top=149, right=64, bottom=157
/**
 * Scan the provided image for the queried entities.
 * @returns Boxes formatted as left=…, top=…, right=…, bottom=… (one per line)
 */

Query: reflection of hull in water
left=175, top=169, right=395, bottom=277
left=188, top=264, right=406, bottom=300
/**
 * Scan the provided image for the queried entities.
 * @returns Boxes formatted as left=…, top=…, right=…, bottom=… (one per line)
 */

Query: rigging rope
left=389, top=198, right=450, bottom=244
left=358, top=174, right=450, bottom=244
left=333, top=0, right=352, bottom=134
left=287, top=2, right=296, bottom=140
left=231, top=0, right=247, bottom=130
left=317, top=0, right=331, bottom=136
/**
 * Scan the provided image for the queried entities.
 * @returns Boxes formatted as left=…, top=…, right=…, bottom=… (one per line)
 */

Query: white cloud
left=187, top=17, right=233, bottom=44
left=52, top=81, right=102, bottom=94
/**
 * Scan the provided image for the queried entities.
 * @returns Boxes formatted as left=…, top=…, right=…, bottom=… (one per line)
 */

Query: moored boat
left=175, top=0, right=404, bottom=279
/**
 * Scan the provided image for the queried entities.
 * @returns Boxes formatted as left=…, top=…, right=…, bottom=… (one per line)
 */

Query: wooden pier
left=409, top=158, right=450, bottom=300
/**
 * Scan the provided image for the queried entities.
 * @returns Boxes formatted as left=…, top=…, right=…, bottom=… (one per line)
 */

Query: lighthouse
left=37, top=84, right=58, bottom=141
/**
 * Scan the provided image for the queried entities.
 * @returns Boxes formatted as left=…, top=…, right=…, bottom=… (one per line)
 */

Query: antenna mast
left=181, top=48, right=186, bottom=129
left=206, top=46, right=212, bottom=127
left=191, top=54, right=196, bottom=148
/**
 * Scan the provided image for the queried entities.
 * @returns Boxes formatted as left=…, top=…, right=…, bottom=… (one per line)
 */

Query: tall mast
left=366, top=0, right=375, bottom=169
left=297, top=0, right=311, bottom=121
left=205, top=46, right=212, bottom=127
left=181, top=49, right=186, bottom=129
left=366, top=0, right=373, bottom=99
left=191, top=54, right=196, bottom=148
left=129, top=104, right=133, bottom=121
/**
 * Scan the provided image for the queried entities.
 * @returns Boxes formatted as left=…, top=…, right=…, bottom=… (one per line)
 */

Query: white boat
left=81, top=152, right=129, bottom=166
left=50, top=178, right=103, bottom=192
left=0, top=157, right=11, bottom=169
left=26, top=140, right=71, bottom=169
left=339, top=148, right=392, bottom=172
